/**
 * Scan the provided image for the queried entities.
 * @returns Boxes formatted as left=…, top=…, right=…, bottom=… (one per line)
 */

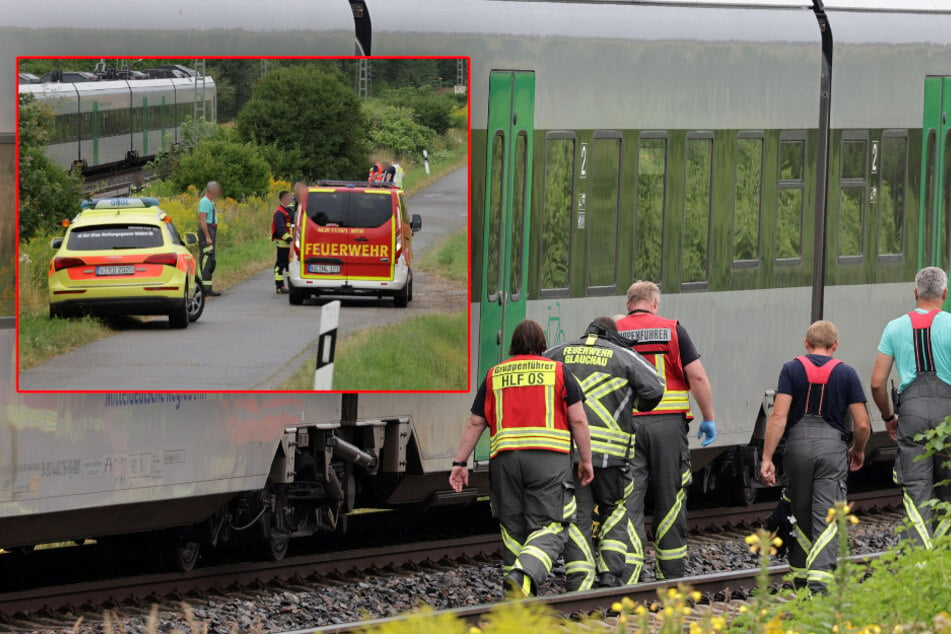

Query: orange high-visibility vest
left=616, top=312, right=692, bottom=417
left=483, top=355, right=572, bottom=457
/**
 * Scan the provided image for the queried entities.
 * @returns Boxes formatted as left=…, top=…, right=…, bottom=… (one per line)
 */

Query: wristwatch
left=452, top=460, right=467, bottom=468
left=883, top=413, right=897, bottom=423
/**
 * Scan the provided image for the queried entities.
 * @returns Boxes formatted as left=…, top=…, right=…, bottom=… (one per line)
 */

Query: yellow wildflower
left=745, top=534, right=759, bottom=545
left=635, top=605, right=648, bottom=617
left=711, top=616, right=727, bottom=631
left=611, top=602, right=623, bottom=613
left=738, top=605, right=749, bottom=614
left=621, top=597, right=635, bottom=610
left=771, top=536, right=783, bottom=548
left=690, top=591, right=702, bottom=602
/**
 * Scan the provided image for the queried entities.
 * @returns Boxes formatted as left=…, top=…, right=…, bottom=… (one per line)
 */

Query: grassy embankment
left=275, top=225, right=468, bottom=391
left=17, top=138, right=467, bottom=371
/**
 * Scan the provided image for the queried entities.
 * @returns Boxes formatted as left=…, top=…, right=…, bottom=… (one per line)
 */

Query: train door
left=918, top=76, right=951, bottom=273
left=474, top=70, right=535, bottom=462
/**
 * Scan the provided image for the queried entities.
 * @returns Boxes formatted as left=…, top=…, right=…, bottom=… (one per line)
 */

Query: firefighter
left=760, top=321, right=870, bottom=592
left=197, top=181, right=222, bottom=296
left=449, top=320, right=594, bottom=597
left=271, top=190, right=293, bottom=294
left=871, top=266, right=951, bottom=548
left=368, top=157, right=384, bottom=182
left=545, top=317, right=665, bottom=591
left=615, top=280, right=716, bottom=580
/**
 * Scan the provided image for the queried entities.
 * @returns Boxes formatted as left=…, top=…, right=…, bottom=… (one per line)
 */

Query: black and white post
left=313, top=300, right=341, bottom=390
left=422, top=148, right=430, bottom=175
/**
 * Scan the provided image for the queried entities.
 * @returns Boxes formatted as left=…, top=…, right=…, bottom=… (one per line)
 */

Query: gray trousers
left=782, top=415, right=848, bottom=591
left=895, top=374, right=951, bottom=547
left=564, top=464, right=638, bottom=591
left=198, top=224, right=217, bottom=288
left=630, top=413, right=691, bottom=580
left=490, top=450, right=575, bottom=590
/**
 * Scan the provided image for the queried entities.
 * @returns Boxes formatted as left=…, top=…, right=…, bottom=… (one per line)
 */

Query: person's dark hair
left=509, top=320, right=547, bottom=356
left=278, top=190, right=290, bottom=200
left=592, top=316, right=618, bottom=333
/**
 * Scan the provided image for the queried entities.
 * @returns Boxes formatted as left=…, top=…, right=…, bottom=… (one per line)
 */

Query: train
left=18, top=66, right=216, bottom=174
left=4, top=0, right=951, bottom=569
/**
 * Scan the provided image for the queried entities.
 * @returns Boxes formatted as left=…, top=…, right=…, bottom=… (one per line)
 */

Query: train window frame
left=877, top=130, right=908, bottom=263
left=923, top=128, right=937, bottom=267
left=539, top=132, right=576, bottom=299
left=837, top=130, right=869, bottom=264
left=485, top=130, right=506, bottom=304
left=633, top=131, right=668, bottom=287
left=776, top=132, right=806, bottom=267
left=509, top=130, right=529, bottom=302
left=681, top=132, right=713, bottom=291
left=732, top=132, right=764, bottom=269
left=585, top=130, right=623, bottom=296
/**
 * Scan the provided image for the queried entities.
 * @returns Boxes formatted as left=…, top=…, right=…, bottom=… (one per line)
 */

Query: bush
left=449, top=105, right=468, bottom=132
left=382, top=87, right=455, bottom=135
left=236, top=65, right=367, bottom=181
left=171, top=139, right=271, bottom=199
left=18, top=94, right=84, bottom=241
left=362, top=100, right=437, bottom=159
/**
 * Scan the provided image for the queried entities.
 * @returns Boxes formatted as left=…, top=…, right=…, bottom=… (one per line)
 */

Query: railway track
left=300, top=551, right=886, bottom=634
left=0, top=489, right=902, bottom=630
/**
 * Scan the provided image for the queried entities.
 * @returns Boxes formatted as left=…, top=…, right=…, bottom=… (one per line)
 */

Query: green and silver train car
left=5, top=0, right=951, bottom=563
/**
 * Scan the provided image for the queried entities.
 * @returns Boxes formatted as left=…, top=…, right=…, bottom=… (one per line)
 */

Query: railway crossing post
left=313, top=300, right=341, bottom=390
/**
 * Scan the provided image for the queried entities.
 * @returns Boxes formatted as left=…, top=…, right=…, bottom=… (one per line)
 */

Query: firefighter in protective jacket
left=272, top=191, right=293, bottom=293
left=545, top=317, right=665, bottom=590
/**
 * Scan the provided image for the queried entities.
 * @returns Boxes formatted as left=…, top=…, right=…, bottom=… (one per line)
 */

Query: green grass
left=418, top=227, right=468, bottom=283
left=18, top=312, right=113, bottom=370
left=276, top=310, right=467, bottom=391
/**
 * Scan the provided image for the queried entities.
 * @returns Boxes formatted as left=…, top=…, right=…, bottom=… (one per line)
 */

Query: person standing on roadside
left=871, top=266, right=951, bottom=548
left=759, top=320, right=870, bottom=593
left=197, top=181, right=222, bottom=296
left=615, top=280, right=717, bottom=581
left=449, top=320, right=594, bottom=597
left=271, top=190, right=294, bottom=294
left=545, top=317, right=665, bottom=591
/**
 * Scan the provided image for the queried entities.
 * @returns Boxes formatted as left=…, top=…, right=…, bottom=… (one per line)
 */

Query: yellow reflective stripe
left=805, top=522, right=837, bottom=569
left=500, top=525, right=522, bottom=558
left=495, top=383, right=505, bottom=431
left=564, top=496, right=578, bottom=520
left=655, top=485, right=686, bottom=545
left=793, top=524, right=812, bottom=553
left=903, top=488, right=934, bottom=549
left=655, top=545, right=687, bottom=561
left=490, top=428, right=572, bottom=456
left=566, top=523, right=596, bottom=591
left=807, top=569, right=835, bottom=584
left=580, top=374, right=628, bottom=431
left=519, top=545, right=553, bottom=571
left=627, top=520, right=644, bottom=584
left=546, top=384, right=555, bottom=429
left=590, top=427, right=634, bottom=444
left=590, top=440, right=631, bottom=458
left=935, top=518, right=950, bottom=539
left=789, top=565, right=808, bottom=580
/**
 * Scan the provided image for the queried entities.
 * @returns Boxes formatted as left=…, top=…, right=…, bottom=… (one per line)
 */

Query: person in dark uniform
left=615, top=280, right=716, bottom=581
left=271, top=190, right=293, bottom=294
left=760, top=320, right=870, bottom=593
left=545, top=317, right=665, bottom=591
left=871, top=266, right=951, bottom=548
left=197, top=181, right=222, bottom=296
left=449, top=320, right=594, bottom=597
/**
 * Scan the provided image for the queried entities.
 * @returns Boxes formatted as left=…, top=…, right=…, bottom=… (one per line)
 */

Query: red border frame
left=15, top=55, right=472, bottom=396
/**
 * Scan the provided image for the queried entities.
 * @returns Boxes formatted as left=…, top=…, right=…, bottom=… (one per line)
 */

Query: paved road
left=19, top=168, right=468, bottom=391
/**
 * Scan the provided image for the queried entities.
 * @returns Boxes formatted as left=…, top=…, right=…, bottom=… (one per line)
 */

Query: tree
left=362, top=100, right=436, bottom=159
left=171, top=139, right=271, bottom=199
left=17, top=94, right=83, bottom=241
left=382, top=87, right=455, bottom=135
left=236, top=65, right=367, bottom=181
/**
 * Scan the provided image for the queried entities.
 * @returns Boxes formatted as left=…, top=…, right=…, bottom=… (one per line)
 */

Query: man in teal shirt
left=198, top=181, right=222, bottom=296
left=871, top=266, right=951, bottom=548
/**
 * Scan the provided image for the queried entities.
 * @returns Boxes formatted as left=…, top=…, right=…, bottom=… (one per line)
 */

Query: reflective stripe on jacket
left=616, top=313, right=691, bottom=417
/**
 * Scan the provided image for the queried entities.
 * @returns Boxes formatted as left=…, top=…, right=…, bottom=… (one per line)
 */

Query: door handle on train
left=497, top=330, right=502, bottom=345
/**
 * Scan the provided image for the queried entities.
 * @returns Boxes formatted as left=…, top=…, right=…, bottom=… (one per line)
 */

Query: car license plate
left=308, top=264, right=340, bottom=274
left=95, top=265, right=135, bottom=276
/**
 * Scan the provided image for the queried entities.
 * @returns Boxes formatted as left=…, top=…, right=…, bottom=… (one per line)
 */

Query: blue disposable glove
left=698, top=419, right=717, bottom=447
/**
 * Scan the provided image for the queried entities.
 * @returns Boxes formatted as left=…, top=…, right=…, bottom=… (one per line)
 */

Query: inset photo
left=15, top=57, right=470, bottom=392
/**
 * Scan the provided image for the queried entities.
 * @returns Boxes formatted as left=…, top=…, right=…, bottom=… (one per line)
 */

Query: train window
left=541, top=136, right=574, bottom=292
left=923, top=129, right=937, bottom=266
left=878, top=134, right=906, bottom=257
left=839, top=188, right=864, bottom=257
left=780, top=140, right=803, bottom=181
left=682, top=136, right=712, bottom=286
left=510, top=132, right=528, bottom=300
left=733, top=136, right=763, bottom=264
left=486, top=131, right=505, bottom=301
left=839, top=136, right=867, bottom=261
left=841, top=140, right=866, bottom=180
left=635, top=136, right=666, bottom=283
left=777, top=139, right=804, bottom=261
left=588, top=134, right=621, bottom=290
